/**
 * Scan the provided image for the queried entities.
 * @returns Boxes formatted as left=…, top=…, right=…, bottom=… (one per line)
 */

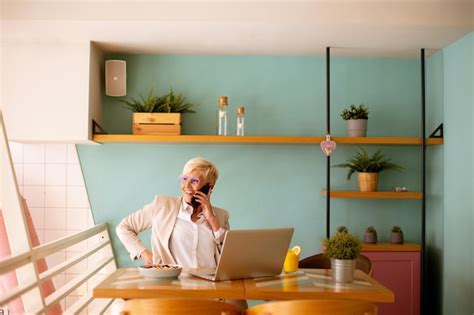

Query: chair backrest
left=245, top=299, right=377, bottom=315
left=115, top=298, right=241, bottom=315
left=298, top=253, right=373, bottom=276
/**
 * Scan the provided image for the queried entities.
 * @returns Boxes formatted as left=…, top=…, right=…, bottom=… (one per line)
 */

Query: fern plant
left=333, top=147, right=403, bottom=180
left=120, top=88, right=196, bottom=113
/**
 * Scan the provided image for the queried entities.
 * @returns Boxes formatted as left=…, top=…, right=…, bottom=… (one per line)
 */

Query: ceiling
left=1, top=1, right=473, bottom=57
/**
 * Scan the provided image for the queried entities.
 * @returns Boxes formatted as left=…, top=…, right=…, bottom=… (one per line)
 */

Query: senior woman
left=116, top=157, right=229, bottom=267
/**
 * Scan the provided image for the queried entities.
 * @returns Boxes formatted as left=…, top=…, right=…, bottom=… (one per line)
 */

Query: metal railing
left=0, top=223, right=116, bottom=314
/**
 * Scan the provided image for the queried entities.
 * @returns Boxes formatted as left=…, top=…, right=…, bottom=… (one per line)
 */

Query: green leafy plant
left=120, top=88, right=196, bottom=113
left=392, top=226, right=402, bottom=233
left=333, top=147, right=403, bottom=180
left=120, top=89, right=160, bottom=113
left=325, top=231, right=362, bottom=260
left=341, top=103, right=369, bottom=120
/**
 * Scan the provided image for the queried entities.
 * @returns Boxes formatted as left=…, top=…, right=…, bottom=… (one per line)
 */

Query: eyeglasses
left=179, top=174, right=201, bottom=187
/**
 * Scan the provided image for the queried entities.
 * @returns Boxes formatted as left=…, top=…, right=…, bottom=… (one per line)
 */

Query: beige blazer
left=116, top=195, right=230, bottom=264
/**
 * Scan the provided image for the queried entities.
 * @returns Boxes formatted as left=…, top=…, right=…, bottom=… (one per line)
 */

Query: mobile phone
left=191, top=184, right=211, bottom=208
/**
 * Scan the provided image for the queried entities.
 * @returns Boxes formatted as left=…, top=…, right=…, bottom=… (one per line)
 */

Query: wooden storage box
left=132, top=113, right=181, bottom=135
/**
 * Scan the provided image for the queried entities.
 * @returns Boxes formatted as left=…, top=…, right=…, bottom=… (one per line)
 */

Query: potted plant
left=336, top=226, right=348, bottom=233
left=340, top=103, right=369, bottom=137
left=391, top=226, right=404, bottom=244
left=333, top=147, right=403, bottom=192
left=324, top=229, right=362, bottom=283
left=120, top=88, right=196, bottom=135
left=364, top=226, right=378, bottom=244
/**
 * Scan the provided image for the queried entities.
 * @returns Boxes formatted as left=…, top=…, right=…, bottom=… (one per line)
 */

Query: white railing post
left=0, top=111, right=45, bottom=312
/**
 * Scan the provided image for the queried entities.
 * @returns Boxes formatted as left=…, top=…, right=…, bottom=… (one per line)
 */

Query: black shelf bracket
left=92, top=119, right=108, bottom=135
left=429, top=123, right=443, bottom=138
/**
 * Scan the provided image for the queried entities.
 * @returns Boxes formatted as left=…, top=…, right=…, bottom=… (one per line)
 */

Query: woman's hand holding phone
left=191, top=184, right=220, bottom=231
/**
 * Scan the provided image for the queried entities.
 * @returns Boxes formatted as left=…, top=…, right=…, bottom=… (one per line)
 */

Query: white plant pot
left=346, top=119, right=368, bottom=137
left=331, top=258, right=356, bottom=283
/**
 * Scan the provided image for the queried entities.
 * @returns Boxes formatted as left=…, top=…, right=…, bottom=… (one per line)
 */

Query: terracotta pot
left=346, top=119, right=368, bottom=137
left=364, top=231, right=378, bottom=244
left=357, top=172, right=379, bottom=192
left=391, top=231, right=404, bottom=244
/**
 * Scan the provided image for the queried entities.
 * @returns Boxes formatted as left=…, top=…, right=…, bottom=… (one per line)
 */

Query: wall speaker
left=105, top=60, right=127, bottom=97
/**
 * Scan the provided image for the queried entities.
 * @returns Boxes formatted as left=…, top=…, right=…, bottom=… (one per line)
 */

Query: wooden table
left=93, top=268, right=394, bottom=303
left=243, top=268, right=394, bottom=303
left=93, top=268, right=245, bottom=300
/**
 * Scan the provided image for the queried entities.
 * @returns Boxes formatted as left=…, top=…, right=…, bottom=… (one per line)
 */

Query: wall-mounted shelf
left=321, top=190, right=423, bottom=200
left=361, top=243, right=421, bottom=252
left=93, top=134, right=443, bottom=145
left=320, top=241, right=421, bottom=252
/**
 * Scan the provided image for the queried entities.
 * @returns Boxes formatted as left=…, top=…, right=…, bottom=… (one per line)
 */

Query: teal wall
left=442, top=32, right=473, bottom=315
left=78, top=54, right=442, bottom=274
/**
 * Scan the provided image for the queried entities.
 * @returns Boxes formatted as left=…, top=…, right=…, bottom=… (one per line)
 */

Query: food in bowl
left=138, top=264, right=182, bottom=278
left=141, top=264, right=180, bottom=270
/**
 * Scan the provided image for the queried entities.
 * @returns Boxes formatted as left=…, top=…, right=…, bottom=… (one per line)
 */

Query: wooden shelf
left=361, top=243, right=421, bottom=252
left=93, top=134, right=443, bottom=145
left=93, top=135, right=325, bottom=144
left=321, top=190, right=423, bottom=200
left=320, top=242, right=421, bottom=252
left=332, top=137, right=443, bottom=145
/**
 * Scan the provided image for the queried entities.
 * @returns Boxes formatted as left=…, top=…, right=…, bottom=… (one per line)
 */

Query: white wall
left=2, top=42, right=93, bottom=143
left=9, top=142, right=115, bottom=312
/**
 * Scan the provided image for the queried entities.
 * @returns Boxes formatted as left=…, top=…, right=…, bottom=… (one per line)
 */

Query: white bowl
left=138, top=264, right=182, bottom=278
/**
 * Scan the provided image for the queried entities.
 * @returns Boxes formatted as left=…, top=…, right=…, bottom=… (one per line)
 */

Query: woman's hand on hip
left=140, top=249, right=153, bottom=265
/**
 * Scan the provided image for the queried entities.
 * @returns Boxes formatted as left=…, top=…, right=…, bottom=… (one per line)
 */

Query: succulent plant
left=366, top=226, right=376, bottom=233
left=336, top=226, right=348, bottom=233
left=392, top=226, right=402, bottom=233
left=364, top=226, right=378, bottom=244
left=340, top=103, right=369, bottom=120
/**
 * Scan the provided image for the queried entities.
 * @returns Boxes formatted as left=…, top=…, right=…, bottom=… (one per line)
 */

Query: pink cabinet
left=363, top=244, right=420, bottom=315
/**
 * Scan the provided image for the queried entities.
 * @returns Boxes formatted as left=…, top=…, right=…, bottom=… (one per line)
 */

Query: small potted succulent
left=333, top=147, right=403, bottom=192
left=340, top=103, right=369, bottom=137
left=120, top=88, right=196, bottom=135
left=391, top=226, right=404, bottom=244
left=336, top=226, right=348, bottom=233
left=364, top=226, right=378, bottom=244
left=324, top=229, right=362, bottom=283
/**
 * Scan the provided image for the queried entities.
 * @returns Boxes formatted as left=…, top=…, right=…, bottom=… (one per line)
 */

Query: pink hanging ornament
left=320, top=134, right=336, bottom=156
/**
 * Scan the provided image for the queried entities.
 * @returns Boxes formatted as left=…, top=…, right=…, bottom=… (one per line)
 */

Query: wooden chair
left=113, top=298, right=242, bottom=315
left=245, top=299, right=377, bottom=315
left=298, top=253, right=373, bottom=276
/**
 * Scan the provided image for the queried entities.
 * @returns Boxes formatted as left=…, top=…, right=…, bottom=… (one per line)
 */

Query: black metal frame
left=92, top=119, right=108, bottom=135
left=326, top=47, right=331, bottom=239
left=420, top=48, right=426, bottom=315
left=324, top=47, right=429, bottom=314
left=429, top=123, right=443, bottom=138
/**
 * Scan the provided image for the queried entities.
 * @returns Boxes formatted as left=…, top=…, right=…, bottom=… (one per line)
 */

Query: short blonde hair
left=182, top=157, right=219, bottom=186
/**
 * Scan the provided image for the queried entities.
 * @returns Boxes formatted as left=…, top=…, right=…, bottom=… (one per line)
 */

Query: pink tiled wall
left=9, top=142, right=116, bottom=313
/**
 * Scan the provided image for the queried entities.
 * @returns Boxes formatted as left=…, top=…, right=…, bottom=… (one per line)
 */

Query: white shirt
left=169, top=201, right=226, bottom=268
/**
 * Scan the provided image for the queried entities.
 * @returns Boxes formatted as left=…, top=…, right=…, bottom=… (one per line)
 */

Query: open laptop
left=190, top=227, right=294, bottom=281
